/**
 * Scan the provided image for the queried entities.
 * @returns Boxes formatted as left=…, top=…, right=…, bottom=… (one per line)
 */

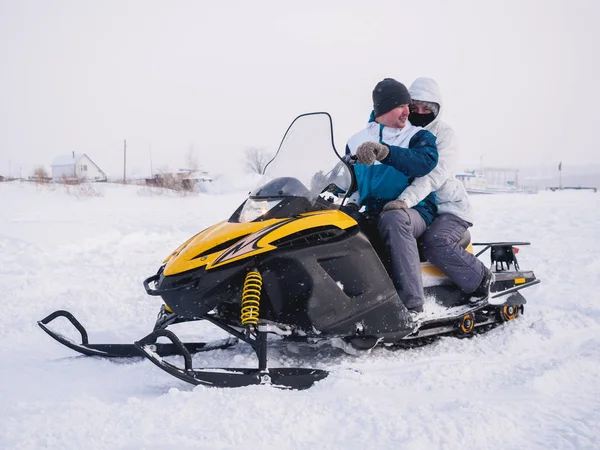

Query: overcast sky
left=1, top=0, right=598, bottom=178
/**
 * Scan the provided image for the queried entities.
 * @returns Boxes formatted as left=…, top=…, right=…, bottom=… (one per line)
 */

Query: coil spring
left=241, top=271, right=262, bottom=326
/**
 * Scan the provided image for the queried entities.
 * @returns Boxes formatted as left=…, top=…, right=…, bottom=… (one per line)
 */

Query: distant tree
left=31, top=166, right=50, bottom=184
left=185, top=146, right=200, bottom=171
left=244, top=147, right=273, bottom=174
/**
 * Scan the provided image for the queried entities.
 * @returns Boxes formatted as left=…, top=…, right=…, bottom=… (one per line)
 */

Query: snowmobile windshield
left=250, top=112, right=352, bottom=204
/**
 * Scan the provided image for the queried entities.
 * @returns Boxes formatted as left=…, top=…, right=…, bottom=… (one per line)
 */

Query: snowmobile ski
left=134, top=326, right=328, bottom=390
left=38, top=310, right=237, bottom=358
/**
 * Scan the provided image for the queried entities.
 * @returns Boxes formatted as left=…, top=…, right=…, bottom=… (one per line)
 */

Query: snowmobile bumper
left=490, top=279, right=540, bottom=302
left=38, top=310, right=237, bottom=358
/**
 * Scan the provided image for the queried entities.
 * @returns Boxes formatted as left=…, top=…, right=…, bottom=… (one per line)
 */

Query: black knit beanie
left=372, top=78, right=411, bottom=118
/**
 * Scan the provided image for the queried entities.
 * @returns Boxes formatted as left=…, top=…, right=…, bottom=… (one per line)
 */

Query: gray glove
left=355, top=142, right=390, bottom=166
left=382, top=199, right=408, bottom=211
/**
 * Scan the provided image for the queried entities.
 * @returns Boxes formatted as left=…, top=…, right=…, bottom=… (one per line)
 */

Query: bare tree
left=31, top=166, right=50, bottom=184
left=244, top=147, right=273, bottom=174
left=185, top=146, right=200, bottom=171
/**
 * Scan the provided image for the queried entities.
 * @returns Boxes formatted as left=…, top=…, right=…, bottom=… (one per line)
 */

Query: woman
left=400, top=77, right=492, bottom=300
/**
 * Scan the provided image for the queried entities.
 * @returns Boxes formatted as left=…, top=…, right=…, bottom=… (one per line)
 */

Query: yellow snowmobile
left=39, top=112, right=539, bottom=389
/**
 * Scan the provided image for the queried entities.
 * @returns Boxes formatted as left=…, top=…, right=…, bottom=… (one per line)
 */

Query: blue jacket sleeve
left=379, top=130, right=438, bottom=177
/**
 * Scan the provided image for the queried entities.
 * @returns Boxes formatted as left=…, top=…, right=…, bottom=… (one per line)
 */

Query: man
left=404, top=77, right=492, bottom=301
left=343, top=78, right=438, bottom=314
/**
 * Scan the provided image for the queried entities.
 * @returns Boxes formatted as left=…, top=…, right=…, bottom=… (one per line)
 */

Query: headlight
left=238, top=198, right=283, bottom=223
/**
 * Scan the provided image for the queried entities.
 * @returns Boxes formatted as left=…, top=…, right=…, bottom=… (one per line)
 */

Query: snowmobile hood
left=409, top=77, right=443, bottom=117
left=162, top=210, right=356, bottom=276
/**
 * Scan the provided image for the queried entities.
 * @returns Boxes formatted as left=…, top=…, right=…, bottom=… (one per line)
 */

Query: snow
left=1, top=181, right=600, bottom=449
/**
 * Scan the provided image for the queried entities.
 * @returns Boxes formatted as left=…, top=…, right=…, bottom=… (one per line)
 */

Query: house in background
left=51, top=152, right=107, bottom=182
left=457, top=168, right=538, bottom=194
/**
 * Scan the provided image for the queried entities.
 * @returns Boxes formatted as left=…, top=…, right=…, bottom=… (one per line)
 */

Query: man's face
left=376, top=104, right=410, bottom=129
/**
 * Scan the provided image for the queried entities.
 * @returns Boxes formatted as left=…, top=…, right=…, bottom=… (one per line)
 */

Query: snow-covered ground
left=1, top=181, right=599, bottom=449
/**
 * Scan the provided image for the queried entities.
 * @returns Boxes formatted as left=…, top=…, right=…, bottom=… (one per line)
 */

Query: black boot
left=469, top=268, right=493, bottom=302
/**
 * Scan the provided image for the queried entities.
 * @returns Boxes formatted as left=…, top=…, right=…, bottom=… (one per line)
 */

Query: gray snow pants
left=378, top=208, right=427, bottom=311
left=420, top=213, right=486, bottom=294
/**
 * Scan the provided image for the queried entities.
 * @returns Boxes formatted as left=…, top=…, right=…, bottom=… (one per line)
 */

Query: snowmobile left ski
left=39, top=112, right=540, bottom=390
left=38, top=309, right=237, bottom=358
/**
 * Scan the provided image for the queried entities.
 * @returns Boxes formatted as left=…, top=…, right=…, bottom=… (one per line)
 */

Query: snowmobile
left=39, top=112, right=540, bottom=390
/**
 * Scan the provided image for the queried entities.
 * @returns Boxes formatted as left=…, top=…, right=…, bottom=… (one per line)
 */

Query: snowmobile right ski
left=134, top=324, right=328, bottom=390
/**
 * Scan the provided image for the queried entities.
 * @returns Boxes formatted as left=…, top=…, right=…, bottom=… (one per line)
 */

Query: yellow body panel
left=162, top=230, right=206, bottom=265
left=164, top=210, right=356, bottom=276
left=164, top=219, right=281, bottom=276
left=163, top=209, right=477, bottom=278
left=420, top=243, right=475, bottom=277
left=421, top=264, right=446, bottom=277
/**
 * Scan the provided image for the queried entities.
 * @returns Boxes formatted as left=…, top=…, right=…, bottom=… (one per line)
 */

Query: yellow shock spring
left=241, top=271, right=262, bottom=326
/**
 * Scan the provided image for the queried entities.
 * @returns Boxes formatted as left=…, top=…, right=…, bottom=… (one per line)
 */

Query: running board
left=404, top=316, right=498, bottom=340
left=38, top=310, right=237, bottom=358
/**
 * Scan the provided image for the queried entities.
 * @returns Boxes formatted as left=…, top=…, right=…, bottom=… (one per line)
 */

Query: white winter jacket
left=400, top=77, right=473, bottom=224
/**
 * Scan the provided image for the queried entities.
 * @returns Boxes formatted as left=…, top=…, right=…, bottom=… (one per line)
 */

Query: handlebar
left=343, top=154, right=358, bottom=165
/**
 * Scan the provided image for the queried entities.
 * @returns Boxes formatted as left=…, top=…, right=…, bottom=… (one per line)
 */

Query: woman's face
left=409, top=103, right=433, bottom=115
